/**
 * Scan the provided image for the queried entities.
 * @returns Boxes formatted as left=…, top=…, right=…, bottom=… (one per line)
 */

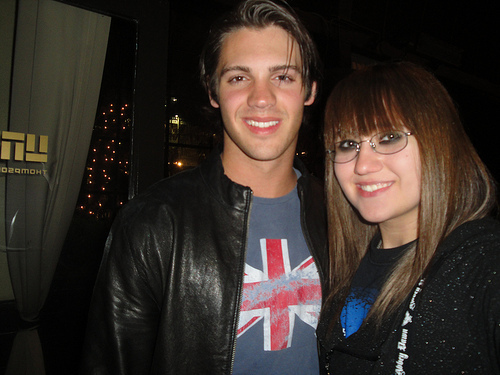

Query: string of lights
left=77, top=102, right=131, bottom=220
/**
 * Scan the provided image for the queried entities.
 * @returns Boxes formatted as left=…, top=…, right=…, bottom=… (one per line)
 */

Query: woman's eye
left=337, top=140, right=358, bottom=151
left=379, top=132, right=402, bottom=144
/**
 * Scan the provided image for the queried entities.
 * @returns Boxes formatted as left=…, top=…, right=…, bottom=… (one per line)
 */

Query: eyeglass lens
left=332, top=131, right=410, bottom=163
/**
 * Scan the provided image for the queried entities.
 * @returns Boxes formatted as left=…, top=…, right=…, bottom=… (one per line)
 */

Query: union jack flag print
left=237, top=238, right=321, bottom=351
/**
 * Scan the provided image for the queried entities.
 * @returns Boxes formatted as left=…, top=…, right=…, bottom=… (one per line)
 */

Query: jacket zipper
left=229, top=189, right=253, bottom=374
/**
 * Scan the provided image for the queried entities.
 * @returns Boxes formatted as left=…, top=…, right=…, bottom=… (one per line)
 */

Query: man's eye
left=274, top=74, right=296, bottom=83
left=228, top=76, right=246, bottom=83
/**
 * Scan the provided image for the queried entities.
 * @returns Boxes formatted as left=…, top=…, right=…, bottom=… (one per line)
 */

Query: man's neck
left=221, top=150, right=298, bottom=199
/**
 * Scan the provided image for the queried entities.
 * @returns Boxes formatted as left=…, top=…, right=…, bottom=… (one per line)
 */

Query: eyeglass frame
left=326, top=131, right=413, bottom=164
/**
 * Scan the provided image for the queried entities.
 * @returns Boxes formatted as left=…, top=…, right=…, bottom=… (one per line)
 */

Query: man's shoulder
left=294, top=157, right=324, bottom=194
left=145, top=166, right=204, bottom=199
left=298, top=171, right=325, bottom=205
left=117, top=167, right=206, bottom=222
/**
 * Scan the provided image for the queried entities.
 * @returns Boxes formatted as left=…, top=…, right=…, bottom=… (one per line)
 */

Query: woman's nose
left=354, top=141, right=382, bottom=175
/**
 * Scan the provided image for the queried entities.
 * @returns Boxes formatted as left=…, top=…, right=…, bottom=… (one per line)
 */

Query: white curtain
left=4, top=0, right=110, bottom=373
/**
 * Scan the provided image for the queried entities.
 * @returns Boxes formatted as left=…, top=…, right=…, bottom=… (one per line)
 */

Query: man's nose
left=247, top=80, right=276, bottom=108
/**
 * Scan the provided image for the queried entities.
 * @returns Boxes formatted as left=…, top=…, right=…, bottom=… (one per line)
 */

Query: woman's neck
left=379, top=220, right=418, bottom=249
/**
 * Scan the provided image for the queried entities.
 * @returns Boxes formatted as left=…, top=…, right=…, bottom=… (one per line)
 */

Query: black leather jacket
left=81, top=150, right=328, bottom=374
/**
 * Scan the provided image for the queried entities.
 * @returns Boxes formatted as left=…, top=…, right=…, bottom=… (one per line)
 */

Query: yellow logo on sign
left=1, top=131, right=48, bottom=163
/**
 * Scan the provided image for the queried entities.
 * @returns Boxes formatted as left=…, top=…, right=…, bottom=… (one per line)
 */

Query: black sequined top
left=317, top=218, right=500, bottom=374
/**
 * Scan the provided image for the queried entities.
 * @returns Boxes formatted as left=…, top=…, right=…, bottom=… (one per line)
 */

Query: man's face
left=211, top=26, right=316, bottom=166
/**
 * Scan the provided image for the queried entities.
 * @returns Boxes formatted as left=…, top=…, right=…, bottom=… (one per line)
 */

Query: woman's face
left=334, top=130, right=421, bottom=242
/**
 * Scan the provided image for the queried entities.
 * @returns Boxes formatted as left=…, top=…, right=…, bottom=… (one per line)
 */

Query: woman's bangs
left=334, top=90, right=406, bottom=140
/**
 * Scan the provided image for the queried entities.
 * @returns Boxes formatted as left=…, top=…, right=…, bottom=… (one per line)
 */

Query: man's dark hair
left=199, top=0, right=321, bottom=104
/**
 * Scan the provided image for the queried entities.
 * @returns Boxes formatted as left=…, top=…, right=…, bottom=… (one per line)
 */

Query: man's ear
left=209, top=91, right=220, bottom=108
left=304, top=81, right=317, bottom=106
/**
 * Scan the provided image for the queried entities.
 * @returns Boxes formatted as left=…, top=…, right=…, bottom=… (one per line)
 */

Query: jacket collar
left=198, top=145, right=312, bottom=211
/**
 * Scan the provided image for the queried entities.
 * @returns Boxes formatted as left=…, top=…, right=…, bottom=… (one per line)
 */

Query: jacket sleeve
left=80, top=204, right=167, bottom=375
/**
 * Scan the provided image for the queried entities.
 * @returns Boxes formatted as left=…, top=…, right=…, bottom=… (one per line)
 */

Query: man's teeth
left=246, top=120, right=279, bottom=128
left=359, top=183, right=392, bottom=192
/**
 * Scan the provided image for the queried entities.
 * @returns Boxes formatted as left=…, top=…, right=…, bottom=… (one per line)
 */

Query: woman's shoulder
left=432, top=217, right=500, bottom=284
left=440, top=217, right=500, bottom=256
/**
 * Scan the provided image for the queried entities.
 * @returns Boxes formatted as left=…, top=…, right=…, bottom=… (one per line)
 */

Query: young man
left=81, top=1, right=327, bottom=374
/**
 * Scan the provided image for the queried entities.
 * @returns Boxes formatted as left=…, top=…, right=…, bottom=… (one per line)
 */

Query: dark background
left=1, top=0, right=499, bottom=373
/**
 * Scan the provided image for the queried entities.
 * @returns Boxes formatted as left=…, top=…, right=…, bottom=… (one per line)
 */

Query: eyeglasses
left=326, top=131, right=413, bottom=164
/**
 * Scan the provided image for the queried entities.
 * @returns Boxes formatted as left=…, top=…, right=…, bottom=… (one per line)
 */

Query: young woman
left=317, top=61, right=500, bottom=374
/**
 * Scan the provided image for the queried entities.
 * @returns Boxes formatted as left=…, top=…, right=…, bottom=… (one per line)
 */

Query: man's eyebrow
left=220, top=64, right=301, bottom=77
left=220, top=65, right=250, bottom=77
left=270, top=65, right=301, bottom=74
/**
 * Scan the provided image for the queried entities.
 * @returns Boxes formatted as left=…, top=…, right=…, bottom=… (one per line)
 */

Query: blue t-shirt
left=232, top=181, right=321, bottom=374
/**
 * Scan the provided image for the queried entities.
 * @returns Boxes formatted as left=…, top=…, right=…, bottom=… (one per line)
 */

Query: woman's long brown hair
left=323, top=62, right=497, bottom=323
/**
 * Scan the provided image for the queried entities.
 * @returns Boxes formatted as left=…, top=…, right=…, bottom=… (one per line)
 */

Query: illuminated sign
left=1, top=131, right=48, bottom=175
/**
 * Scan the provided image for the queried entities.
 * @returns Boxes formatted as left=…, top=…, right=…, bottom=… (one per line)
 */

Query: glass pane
left=165, top=3, right=226, bottom=177
left=0, top=0, right=16, bottom=303
left=40, top=16, right=136, bottom=374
